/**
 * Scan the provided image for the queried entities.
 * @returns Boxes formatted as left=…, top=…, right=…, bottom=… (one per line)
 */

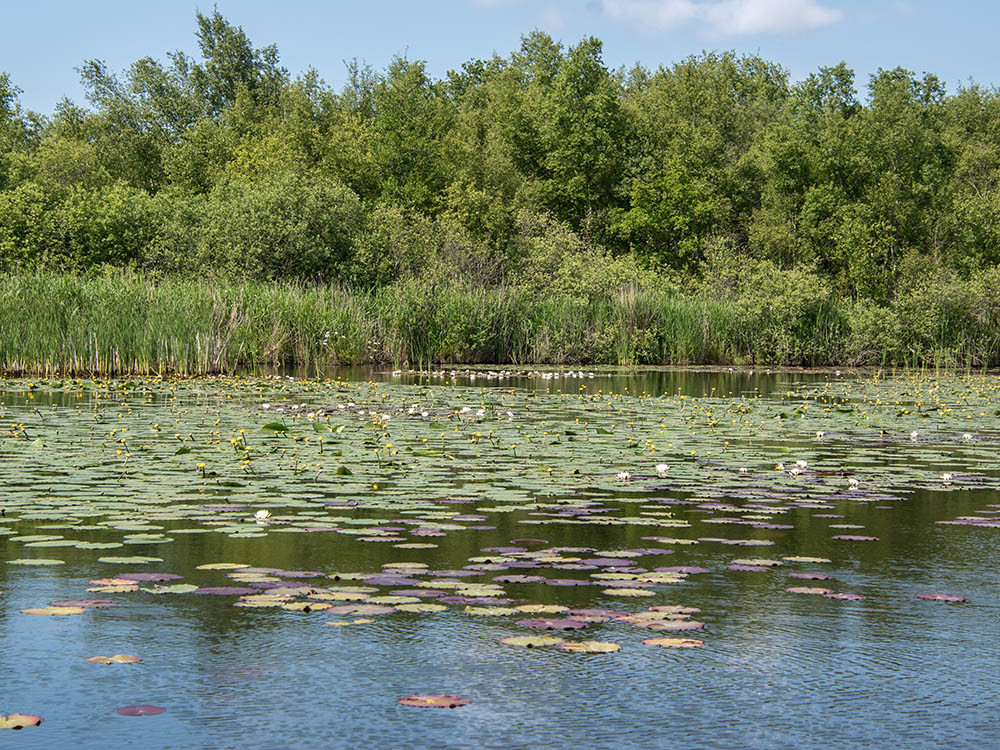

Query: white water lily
left=795, top=460, right=808, bottom=469
left=816, top=431, right=826, bottom=439
left=775, top=462, right=785, bottom=472
left=789, top=467, right=802, bottom=476
left=616, top=470, right=631, bottom=482
left=655, top=463, right=670, bottom=477
left=941, top=473, right=953, bottom=483
left=254, top=509, right=271, bottom=522
left=738, top=467, right=749, bottom=474
left=848, top=477, right=860, bottom=490
left=962, top=433, right=974, bottom=441
left=910, top=431, right=919, bottom=440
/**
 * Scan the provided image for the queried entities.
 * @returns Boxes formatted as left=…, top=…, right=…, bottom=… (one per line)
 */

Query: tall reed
left=1, top=271, right=997, bottom=375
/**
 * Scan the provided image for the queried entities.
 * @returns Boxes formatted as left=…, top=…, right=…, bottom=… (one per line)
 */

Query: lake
left=1, top=368, right=997, bottom=748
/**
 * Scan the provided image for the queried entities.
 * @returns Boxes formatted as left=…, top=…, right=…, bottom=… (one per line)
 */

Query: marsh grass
left=1, top=271, right=998, bottom=375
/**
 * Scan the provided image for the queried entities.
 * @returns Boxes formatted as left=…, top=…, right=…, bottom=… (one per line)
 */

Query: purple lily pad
left=116, top=705, right=165, bottom=716
left=916, top=592, right=967, bottom=603
left=516, top=617, right=588, bottom=631
left=788, top=572, right=832, bottom=580
left=726, top=564, right=770, bottom=572
left=656, top=566, right=710, bottom=574
left=50, top=599, right=116, bottom=608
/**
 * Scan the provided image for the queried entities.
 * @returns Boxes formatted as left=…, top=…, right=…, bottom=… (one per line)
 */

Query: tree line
left=2, top=10, right=1000, bottom=311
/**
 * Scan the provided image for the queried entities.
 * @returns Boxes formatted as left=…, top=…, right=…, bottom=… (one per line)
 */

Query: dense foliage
left=3, top=12, right=1000, bottom=368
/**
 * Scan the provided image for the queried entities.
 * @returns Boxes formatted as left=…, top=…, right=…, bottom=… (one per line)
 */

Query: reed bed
left=1, top=271, right=998, bottom=375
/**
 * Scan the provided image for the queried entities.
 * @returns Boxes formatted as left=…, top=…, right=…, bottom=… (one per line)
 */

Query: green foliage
left=2, top=15, right=1000, bottom=368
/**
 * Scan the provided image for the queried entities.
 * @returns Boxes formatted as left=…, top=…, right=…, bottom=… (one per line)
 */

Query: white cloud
left=603, top=0, right=843, bottom=35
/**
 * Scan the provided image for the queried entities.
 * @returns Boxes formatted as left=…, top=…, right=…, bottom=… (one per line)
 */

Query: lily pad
left=86, top=654, right=142, bottom=665
left=516, top=617, right=587, bottom=630
left=642, top=637, right=704, bottom=648
left=559, top=640, right=621, bottom=653
left=398, top=695, right=471, bottom=708
left=916, top=592, right=967, bottom=603
left=0, top=714, right=42, bottom=730
left=116, top=705, right=165, bottom=716
left=20, top=606, right=85, bottom=615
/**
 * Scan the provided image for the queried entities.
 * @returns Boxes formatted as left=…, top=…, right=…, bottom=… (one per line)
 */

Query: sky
left=3, top=1, right=998, bottom=115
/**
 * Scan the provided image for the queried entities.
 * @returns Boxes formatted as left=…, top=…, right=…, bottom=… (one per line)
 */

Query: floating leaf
left=516, top=617, right=587, bottom=630
left=642, top=637, right=704, bottom=648
left=116, top=705, right=165, bottom=716
left=916, top=592, right=967, bottom=603
left=395, top=603, right=448, bottom=613
left=97, top=556, right=162, bottom=564
left=559, top=640, right=621, bottom=653
left=20, top=606, right=85, bottom=616
left=398, top=695, right=470, bottom=708
left=86, top=654, right=141, bottom=665
left=50, top=599, right=115, bottom=608
left=8, top=558, right=64, bottom=566
left=602, top=587, right=655, bottom=597
left=499, top=635, right=565, bottom=647
left=0, top=714, right=42, bottom=730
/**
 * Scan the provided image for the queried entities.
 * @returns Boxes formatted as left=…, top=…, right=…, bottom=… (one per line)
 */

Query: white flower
left=910, top=431, right=919, bottom=440
left=262, top=404, right=271, bottom=410
left=941, top=473, right=953, bottom=483
left=816, top=431, right=826, bottom=439
left=616, top=470, right=631, bottom=482
left=848, top=477, right=860, bottom=490
left=795, top=460, right=808, bottom=469
left=962, top=433, right=974, bottom=441
left=254, top=509, right=271, bottom=521
left=789, top=467, right=802, bottom=476
left=655, top=463, right=670, bottom=477
left=738, top=467, right=749, bottom=474
left=775, top=463, right=785, bottom=472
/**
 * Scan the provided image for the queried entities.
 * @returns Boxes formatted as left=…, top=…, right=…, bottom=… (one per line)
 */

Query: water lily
left=795, top=460, right=808, bottom=469
left=654, top=463, right=670, bottom=477
left=848, top=477, right=860, bottom=490
left=254, top=509, right=271, bottom=522
left=962, top=433, right=974, bottom=441
left=616, top=470, right=631, bottom=482
left=910, top=431, right=919, bottom=440
left=816, top=430, right=826, bottom=439
left=941, top=473, right=953, bottom=484
left=775, top=462, right=785, bottom=471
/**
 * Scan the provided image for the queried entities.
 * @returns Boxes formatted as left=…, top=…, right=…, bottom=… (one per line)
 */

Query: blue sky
left=3, top=1, right=997, bottom=114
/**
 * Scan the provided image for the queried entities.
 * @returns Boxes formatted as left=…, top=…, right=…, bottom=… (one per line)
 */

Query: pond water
left=1, top=369, right=998, bottom=748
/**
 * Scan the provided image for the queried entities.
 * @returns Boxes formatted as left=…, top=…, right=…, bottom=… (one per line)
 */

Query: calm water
left=1, top=369, right=998, bottom=749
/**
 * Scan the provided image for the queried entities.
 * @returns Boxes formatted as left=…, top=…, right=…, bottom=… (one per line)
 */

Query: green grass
left=1, top=271, right=997, bottom=375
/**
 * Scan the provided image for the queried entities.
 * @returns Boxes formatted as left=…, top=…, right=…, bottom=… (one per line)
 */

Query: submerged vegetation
left=4, top=12, right=1000, bottom=371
